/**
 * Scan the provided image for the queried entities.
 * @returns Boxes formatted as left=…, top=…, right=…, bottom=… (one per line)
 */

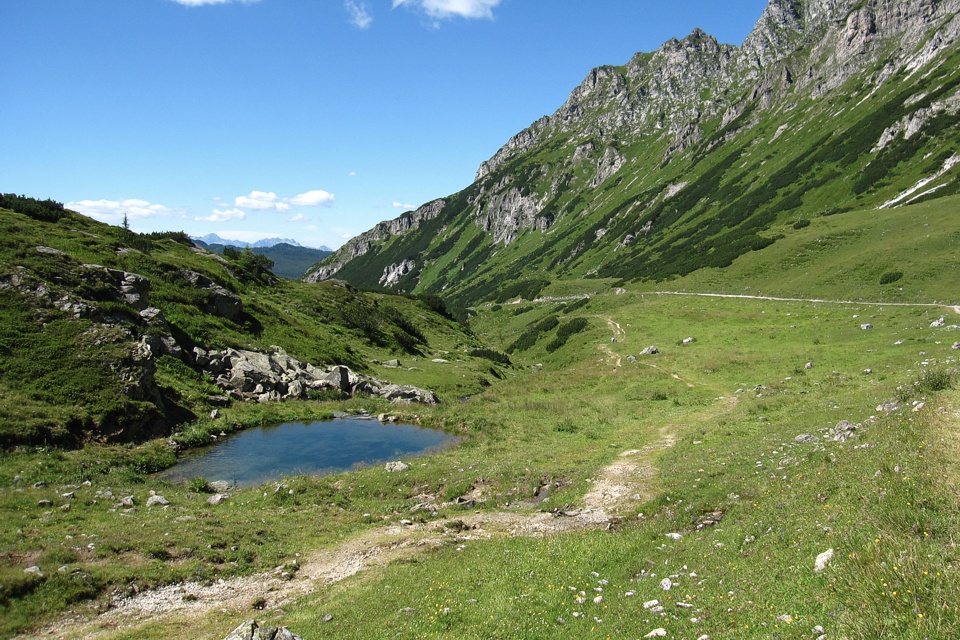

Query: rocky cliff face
left=305, top=0, right=960, bottom=302
left=304, top=199, right=445, bottom=283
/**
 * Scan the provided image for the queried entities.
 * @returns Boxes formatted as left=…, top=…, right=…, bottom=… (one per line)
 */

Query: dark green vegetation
left=194, top=241, right=331, bottom=279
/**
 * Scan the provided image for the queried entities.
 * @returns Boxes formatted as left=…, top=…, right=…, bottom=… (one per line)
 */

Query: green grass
left=3, top=285, right=958, bottom=638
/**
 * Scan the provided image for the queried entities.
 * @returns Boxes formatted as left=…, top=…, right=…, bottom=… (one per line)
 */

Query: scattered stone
left=829, top=420, right=858, bottom=442
left=322, top=614, right=333, bottom=623
left=385, top=461, right=409, bottom=473
left=860, top=323, right=873, bottom=330
left=777, top=614, right=795, bottom=623
left=805, top=361, right=814, bottom=369
left=37, top=499, right=53, bottom=507
left=639, top=346, right=660, bottom=355
left=694, top=510, right=724, bottom=530
left=207, top=493, right=229, bottom=505
left=208, top=480, right=232, bottom=493
left=222, top=619, right=303, bottom=640
left=146, top=494, right=169, bottom=507
left=682, top=337, right=696, bottom=344
left=36, top=246, right=66, bottom=256
left=659, top=578, right=673, bottom=591
left=645, top=629, right=667, bottom=638
left=930, top=317, right=945, bottom=328
left=877, top=401, right=899, bottom=414
left=952, top=342, right=960, bottom=350
left=795, top=434, right=819, bottom=444
left=382, top=359, right=402, bottom=368
left=814, top=548, right=834, bottom=572
left=665, top=533, right=683, bottom=540
left=23, top=566, right=43, bottom=577
left=643, top=599, right=661, bottom=609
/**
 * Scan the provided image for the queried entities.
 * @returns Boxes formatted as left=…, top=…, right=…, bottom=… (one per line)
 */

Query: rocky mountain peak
left=305, top=0, right=960, bottom=300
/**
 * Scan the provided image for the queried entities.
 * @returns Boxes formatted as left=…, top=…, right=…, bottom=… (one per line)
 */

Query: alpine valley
left=4, top=1, right=960, bottom=639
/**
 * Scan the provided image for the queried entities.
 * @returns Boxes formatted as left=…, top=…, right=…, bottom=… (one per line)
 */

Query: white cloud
left=393, top=0, right=500, bottom=20
left=392, top=201, right=416, bottom=209
left=196, top=208, right=247, bottom=222
left=235, top=190, right=286, bottom=211
left=67, top=198, right=174, bottom=223
left=345, top=0, right=373, bottom=28
left=348, top=171, right=357, bottom=177
left=288, top=213, right=309, bottom=222
left=233, top=189, right=333, bottom=212
left=289, top=189, right=335, bottom=207
left=172, top=0, right=260, bottom=6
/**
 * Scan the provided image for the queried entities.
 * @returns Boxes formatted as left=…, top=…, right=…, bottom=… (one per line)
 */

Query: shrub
left=469, top=348, right=511, bottom=365
left=792, top=219, right=811, bottom=230
left=917, top=368, right=955, bottom=393
left=0, top=193, right=66, bottom=221
left=879, top=271, right=903, bottom=285
left=545, top=317, right=590, bottom=352
left=188, top=476, right=212, bottom=493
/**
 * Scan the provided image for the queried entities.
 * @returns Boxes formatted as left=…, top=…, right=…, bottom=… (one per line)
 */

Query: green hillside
left=306, top=1, right=960, bottom=311
left=0, top=195, right=491, bottom=448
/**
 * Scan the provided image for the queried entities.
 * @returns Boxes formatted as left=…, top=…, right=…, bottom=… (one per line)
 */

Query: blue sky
left=1, top=0, right=769, bottom=249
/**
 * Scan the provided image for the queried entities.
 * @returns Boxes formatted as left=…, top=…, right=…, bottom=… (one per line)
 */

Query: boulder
left=181, top=270, right=242, bottom=320
left=223, top=619, right=303, bottom=640
left=639, top=346, right=659, bottom=355
left=378, top=384, right=440, bottom=405
left=815, top=548, right=834, bottom=572
left=146, top=494, right=169, bottom=507
left=385, top=461, right=410, bottom=473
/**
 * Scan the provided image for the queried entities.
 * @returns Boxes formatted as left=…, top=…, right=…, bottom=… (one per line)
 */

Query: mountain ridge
left=305, top=0, right=960, bottom=307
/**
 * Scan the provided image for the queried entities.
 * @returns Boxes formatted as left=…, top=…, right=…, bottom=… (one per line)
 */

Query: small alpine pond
left=156, top=417, right=459, bottom=487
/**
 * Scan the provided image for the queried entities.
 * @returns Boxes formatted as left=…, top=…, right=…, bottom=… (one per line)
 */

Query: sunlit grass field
left=4, top=286, right=957, bottom=639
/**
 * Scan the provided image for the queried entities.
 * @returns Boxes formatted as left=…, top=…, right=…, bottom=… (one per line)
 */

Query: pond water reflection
left=155, top=417, right=458, bottom=487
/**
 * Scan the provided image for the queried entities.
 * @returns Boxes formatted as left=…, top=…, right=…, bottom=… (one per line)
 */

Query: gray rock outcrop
left=195, top=346, right=440, bottom=405
left=180, top=270, right=243, bottom=320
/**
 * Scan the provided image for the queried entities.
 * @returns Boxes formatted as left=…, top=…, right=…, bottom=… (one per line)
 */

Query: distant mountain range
left=191, top=233, right=332, bottom=251
left=192, top=235, right=332, bottom=279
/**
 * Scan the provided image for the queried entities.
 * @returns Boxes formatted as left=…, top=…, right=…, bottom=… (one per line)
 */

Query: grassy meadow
left=4, top=286, right=958, bottom=639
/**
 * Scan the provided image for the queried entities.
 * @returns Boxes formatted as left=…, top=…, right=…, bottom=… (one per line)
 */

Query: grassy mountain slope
left=306, top=0, right=960, bottom=310
left=0, top=198, right=492, bottom=447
